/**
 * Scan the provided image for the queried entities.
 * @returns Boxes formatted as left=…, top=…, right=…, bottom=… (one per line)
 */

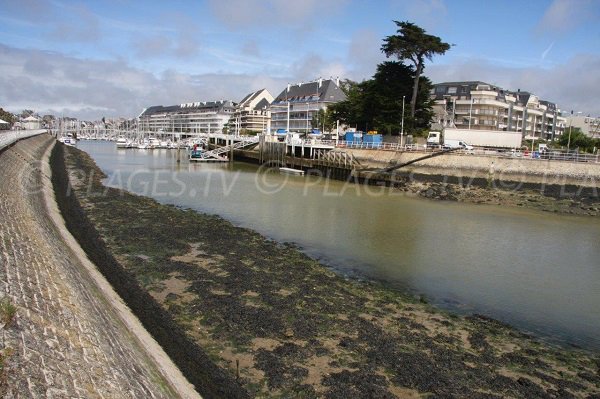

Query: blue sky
left=1, top=0, right=599, bottom=119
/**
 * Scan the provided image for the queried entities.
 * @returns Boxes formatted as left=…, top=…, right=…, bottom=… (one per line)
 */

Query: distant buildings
left=431, top=81, right=567, bottom=140
left=22, top=115, right=42, bottom=130
left=565, top=114, right=600, bottom=138
left=139, top=100, right=236, bottom=134
left=270, top=78, right=346, bottom=135
left=229, top=89, right=273, bottom=134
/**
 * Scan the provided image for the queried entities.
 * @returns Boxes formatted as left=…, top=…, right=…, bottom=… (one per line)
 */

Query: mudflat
left=61, top=144, right=600, bottom=398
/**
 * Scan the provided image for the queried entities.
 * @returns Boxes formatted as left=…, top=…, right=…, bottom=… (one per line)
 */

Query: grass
left=0, top=298, right=16, bottom=328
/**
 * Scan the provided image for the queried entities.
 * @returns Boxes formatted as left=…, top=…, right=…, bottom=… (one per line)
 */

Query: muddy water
left=78, top=141, right=600, bottom=350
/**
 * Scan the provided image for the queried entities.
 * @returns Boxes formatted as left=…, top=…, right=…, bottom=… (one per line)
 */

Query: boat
left=58, top=133, right=76, bottom=147
left=279, top=167, right=304, bottom=175
left=116, top=136, right=131, bottom=148
left=148, top=137, right=161, bottom=149
left=137, top=139, right=150, bottom=149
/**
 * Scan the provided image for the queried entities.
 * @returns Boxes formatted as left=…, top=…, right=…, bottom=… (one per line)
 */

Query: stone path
left=0, top=135, right=184, bottom=398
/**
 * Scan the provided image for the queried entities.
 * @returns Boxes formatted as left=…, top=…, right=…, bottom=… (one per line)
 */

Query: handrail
left=0, top=130, right=47, bottom=151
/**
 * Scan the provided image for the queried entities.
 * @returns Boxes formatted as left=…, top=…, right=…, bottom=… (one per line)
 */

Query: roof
left=273, top=79, right=346, bottom=104
left=140, top=100, right=236, bottom=117
left=23, top=115, right=40, bottom=121
left=237, top=88, right=274, bottom=110
left=0, top=119, right=8, bottom=124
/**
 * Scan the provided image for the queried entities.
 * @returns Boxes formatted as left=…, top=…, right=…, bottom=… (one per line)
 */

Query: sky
left=0, top=0, right=599, bottom=120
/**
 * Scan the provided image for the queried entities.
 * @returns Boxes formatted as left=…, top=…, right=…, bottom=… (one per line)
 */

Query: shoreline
left=56, top=143, right=600, bottom=398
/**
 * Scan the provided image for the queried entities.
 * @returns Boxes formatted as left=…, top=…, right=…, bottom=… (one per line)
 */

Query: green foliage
left=0, top=108, right=15, bottom=128
left=558, top=127, right=600, bottom=153
left=381, top=21, right=451, bottom=118
left=329, top=62, right=434, bottom=134
left=20, top=109, right=34, bottom=118
left=311, top=108, right=336, bottom=132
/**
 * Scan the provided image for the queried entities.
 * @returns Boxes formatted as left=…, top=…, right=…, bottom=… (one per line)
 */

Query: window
left=435, top=86, right=445, bottom=93
left=448, top=87, right=457, bottom=94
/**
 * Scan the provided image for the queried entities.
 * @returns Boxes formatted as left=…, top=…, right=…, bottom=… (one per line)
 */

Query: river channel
left=78, top=141, right=600, bottom=350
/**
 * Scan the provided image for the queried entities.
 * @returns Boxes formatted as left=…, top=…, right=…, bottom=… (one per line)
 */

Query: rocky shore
left=56, top=143, right=600, bottom=398
left=399, top=180, right=600, bottom=217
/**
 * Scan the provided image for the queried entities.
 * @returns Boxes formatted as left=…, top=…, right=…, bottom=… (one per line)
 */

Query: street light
left=401, top=95, right=405, bottom=143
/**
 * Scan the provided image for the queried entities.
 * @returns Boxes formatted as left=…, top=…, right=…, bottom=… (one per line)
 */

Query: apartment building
left=565, top=114, right=600, bottom=138
left=139, top=100, right=236, bottom=134
left=431, top=81, right=566, bottom=140
left=270, top=78, right=346, bottom=135
left=229, top=88, right=273, bottom=134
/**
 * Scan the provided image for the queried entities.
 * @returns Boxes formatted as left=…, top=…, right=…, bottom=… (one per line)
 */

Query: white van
left=443, top=139, right=474, bottom=151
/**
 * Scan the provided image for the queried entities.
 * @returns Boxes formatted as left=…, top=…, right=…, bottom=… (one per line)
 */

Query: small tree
left=381, top=21, right=451, bottom=119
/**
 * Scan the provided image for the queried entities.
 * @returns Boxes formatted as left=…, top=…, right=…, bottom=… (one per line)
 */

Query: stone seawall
left=0, top=134, right=188, bottom=398
left=347, top=148, right=600, bottom=187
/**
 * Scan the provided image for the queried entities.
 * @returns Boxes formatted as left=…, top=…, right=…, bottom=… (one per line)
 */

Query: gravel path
left=0, top=135, right=197, bottom=398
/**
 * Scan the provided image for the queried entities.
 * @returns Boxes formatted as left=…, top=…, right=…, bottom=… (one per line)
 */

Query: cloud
left=347, top=29, right=385, bottom=80
left=50, top=4, right=100, bottom=42
left=0, top=43, right=289, bottom=120
left=535, top=0, right=599, bottom=36
left=241, top=40, right=261, bottom=58
left=389, top=0, right=448, bottom=31
left=207, top=0, right=348, bottom=30
left=427, top=53, right=600, bottom=115
left=130, top=14, right=201, bottom=60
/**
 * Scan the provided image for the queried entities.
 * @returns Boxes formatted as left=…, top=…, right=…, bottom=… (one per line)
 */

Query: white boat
left=58, top=133, right=76, bottom=147
left=137, top=139, right=150, bottom=149
left=148, top=137, right=161, bottom=149
left=279, top=167, right=304, bottom=175
left=116, top=136, right=131, bottom=148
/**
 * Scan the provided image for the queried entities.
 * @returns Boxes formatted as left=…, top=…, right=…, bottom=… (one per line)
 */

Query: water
left=78, top=141, right=600, bottom=350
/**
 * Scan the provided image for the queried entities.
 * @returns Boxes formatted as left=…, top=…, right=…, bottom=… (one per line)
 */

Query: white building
left=229, top=89, right=273, bottom=134
left=139, top=100, right=236, bottom=134
left=565, top=114, right=600, bottom=138
left=270, top=78, right=346, bottom=135
left=431, top=81, right=567, bottom=140
left=22, top=115, right=42, bottom=130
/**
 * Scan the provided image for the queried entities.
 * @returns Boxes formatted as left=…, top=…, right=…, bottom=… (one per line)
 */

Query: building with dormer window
left=270, top=78, right=346, bottom=135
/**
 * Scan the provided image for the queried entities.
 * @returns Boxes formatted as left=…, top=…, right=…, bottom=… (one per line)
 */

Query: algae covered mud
left=77, top=141, right=600, bottom=351
left=55, top=142, right=600, bottom=398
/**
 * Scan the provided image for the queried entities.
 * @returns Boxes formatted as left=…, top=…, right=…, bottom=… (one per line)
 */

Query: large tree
left=329, top=62, right=434, bottom=134
left=381, top=21, right=451, bottom=119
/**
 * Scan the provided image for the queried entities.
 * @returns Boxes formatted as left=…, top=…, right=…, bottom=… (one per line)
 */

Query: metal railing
left=0, top=130, right=47, bottom=151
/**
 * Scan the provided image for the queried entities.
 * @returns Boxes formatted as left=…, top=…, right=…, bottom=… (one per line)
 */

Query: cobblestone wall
left=0, top=135, right=180, bottom=398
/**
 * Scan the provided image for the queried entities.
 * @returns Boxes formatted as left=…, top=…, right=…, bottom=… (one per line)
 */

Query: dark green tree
left=0, top=108, right=16, bottom=127
left=381, top=21, right=451, bottom=119
left=329, top=62, right=434, bottom=134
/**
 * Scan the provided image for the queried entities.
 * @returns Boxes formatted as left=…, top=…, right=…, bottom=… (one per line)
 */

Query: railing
left=0, top=130, right=47, bottom=151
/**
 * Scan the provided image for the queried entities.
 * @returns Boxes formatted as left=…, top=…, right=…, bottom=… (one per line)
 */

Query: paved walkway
left=0, top=135, right=190, bottom=398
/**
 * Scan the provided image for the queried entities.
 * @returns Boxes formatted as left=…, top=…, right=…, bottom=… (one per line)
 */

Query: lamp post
left=401, top=95, right=405, bottom=141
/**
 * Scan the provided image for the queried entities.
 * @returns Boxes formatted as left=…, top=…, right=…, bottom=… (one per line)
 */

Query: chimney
left=336, top=76, right=340, bottom=86
left=287, top=83, right=291, bottom=92
left=318, top=77, right=323, bottom=88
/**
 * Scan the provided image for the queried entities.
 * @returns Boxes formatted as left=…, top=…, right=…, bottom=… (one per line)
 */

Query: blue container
left=363, top=134, right=382, bottom=144
left=345, top=132, right=363, bottom=143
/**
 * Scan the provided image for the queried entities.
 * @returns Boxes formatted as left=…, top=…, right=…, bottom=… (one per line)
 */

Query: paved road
left=0, top=135, right=183, bottom=398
